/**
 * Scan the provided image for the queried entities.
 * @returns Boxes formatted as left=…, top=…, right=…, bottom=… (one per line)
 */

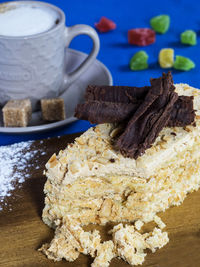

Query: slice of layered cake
left=40, top=72, right=200, bottom=266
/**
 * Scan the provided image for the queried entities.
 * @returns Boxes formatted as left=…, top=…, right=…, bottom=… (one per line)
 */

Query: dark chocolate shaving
left=75, top=72, right=195, bottom=159
left=167, top=95, right=195, bottom=127
left=115, top=72, right=178, bottom=158
left=84, top=85, right=195, bottom=128
left=77, top=89, right=195, bottom=128
left=75, top=97, right=195, bottom=127
left=75, top=101, right=139, bottom=124
left=85, top=85, right=149, bottom=103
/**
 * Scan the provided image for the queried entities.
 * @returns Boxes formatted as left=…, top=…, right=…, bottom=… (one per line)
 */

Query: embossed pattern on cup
left=0, top=25, right=64, bottom=109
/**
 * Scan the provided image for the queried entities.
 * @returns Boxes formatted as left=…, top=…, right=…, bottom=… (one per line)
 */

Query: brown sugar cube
left=41, top=98, right=66, bottom=121
left=2, top=99, right=32, bottom=127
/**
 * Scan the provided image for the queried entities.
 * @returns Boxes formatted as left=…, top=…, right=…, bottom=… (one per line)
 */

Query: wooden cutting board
left=0, top=133, right=200, bottom=267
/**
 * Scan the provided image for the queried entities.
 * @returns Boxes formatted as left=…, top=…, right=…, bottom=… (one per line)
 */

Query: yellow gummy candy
left=159, top=48, right=174, bottom=68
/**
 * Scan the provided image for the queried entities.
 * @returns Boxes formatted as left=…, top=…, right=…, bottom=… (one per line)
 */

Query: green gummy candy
left=150, top=15, right=170, bottom=34
left=130, top=51, right=148, bottom=71
left=181, top=30, right=197, bottom=45
left=173, top=55, right=195, bottom=71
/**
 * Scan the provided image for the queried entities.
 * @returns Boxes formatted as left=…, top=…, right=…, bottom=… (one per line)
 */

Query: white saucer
left=0, top=48, right=112, bottom=134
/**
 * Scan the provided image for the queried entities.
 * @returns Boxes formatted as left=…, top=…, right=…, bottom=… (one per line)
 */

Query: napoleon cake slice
left=42, top=82, right=200, bottom=229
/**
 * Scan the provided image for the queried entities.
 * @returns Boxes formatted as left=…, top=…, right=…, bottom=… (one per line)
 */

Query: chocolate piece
left=85, top=85, right=149, bottom=103
left=75, top=101, right=140, bottom=124
left=171, top=132, right=176, bottom=136
left=84, top=84, right=195, bottom=128
left=75, top=96, right=195, bottom=127
left=75, top=72, right=195, bottom=159
left=2, top=99, right=32, bottom=127
left=115, top=72, right=178, bottom=158
left=167, top=95, right=195, bottom=127
left=41, top=98, right=66, bottom=121
left=80, top=82, right=195, bottom=128
left=125, top=86, right=150, bottom=101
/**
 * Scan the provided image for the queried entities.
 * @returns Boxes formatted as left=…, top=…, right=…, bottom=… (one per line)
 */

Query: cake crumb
left=40, top=220, right=101, bottom=260
left=111, top=223, right=148, bottom=265
left=153, top=215, right=166, bottom=229
left=135, top=220, right=144, bottom=230
left=91, top=241, right=115, bottom=267
left=39, top=225, right=80, bottom=262
left=111, top=223, right=169, bottom=266
left=146, top=227, right=169, bottom=253
left=40, top=218, right=169, bottom=267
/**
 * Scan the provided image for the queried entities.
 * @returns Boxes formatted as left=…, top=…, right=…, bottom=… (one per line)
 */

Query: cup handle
left=62, top=24, right=100, bottom=88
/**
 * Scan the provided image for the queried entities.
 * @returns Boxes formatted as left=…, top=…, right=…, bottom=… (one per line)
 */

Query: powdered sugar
left=0, top=140, right=46, bottom=211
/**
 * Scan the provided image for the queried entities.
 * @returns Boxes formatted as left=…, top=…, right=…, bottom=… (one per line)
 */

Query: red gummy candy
left=128, top=28, right=156, bottom=46
left=95, top=17, right=116, bottom=33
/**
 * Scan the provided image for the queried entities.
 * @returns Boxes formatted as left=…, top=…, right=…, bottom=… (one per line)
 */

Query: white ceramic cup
left=0, top=1, right=100, bottom=110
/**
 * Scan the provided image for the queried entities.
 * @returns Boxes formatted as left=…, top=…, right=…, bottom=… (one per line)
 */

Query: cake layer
left=43, top=140, right=200, bottom=227
left=44, top=135, right=200, bottom=200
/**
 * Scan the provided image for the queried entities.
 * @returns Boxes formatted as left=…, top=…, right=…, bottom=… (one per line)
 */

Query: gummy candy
left=181, top=30, right=197, bottom=45
left=159, top=48, right=174, bottom=68
left=128, top=28, right=156, bottom=46
left=173, top=55, right=195, bottom=71
left=129, top=51, right=148, bottom=71
left=95, top=17, right=116, bottom=33
left=150, top=15, right=170, bottom=34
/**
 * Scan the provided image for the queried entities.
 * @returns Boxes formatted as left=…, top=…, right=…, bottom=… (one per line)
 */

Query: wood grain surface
left=0, top=133, right=200, bottom=267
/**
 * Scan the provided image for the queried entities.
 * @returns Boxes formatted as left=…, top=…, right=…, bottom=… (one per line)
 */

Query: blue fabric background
left=0, top=0, right=199, bottom=145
